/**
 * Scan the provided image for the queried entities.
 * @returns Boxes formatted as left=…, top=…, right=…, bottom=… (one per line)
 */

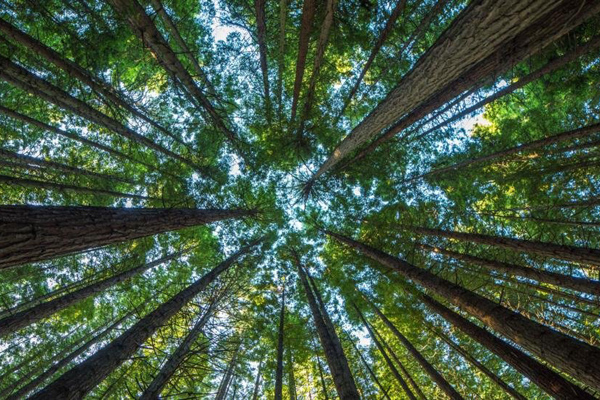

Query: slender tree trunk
left=0, top=174, right=148, bottom=200
left=0, top=251, right=185, bottom=337
left=29, top=242, right=256, bottom=400
left=290, top=0, right=316, bottom=123
left=293, top=251, right=360, bottom=399
left=363, top=293, right=462, bottom=399
left=0, top=205, right=253, bottom=269
left=275, top=288, right=286, bottom=400
left=413, top=226, right=600, bottom=267
left=7, top=314, right=130, bottom=399
left=326, top=230, right=600, bottom=393
left=251, top=360, right=262, bottom=400
left=277, top=0, right=287, bottom=118
left=418, top=243, right=600, bottom=295
left=378, top=334, right=426, bottom=400
left=318, top=0, right=600, bottom=179
left=311, top=335, right=330, bottom=400
left=0, top=55, right=205, bottom=173
left=254, top=0, right=272, bottom=121
left=287, top=350, right=298, bottom=400
left=215, top=346, right=239, bottom=400
left=0, top=18, right=189, bottom=149
left=434, top=329, right=526, bottom=400
left=347, top=336, right=392, bottom=400
left=139, top=300, right=216, bottom=399
left=353, top=305, right=417, bottom=400
left=422, top=293, right=594, bottom=399
left=107, top=0, right=239, bottom=148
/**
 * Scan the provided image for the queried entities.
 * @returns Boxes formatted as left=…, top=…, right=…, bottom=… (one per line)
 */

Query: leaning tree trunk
left=348, top=336, right=392, bottom=400
left=293, top=251, right=360, bottom=399
left=254, top=0, right=272, bottom=121
left=251, top=360, right=263, bottom=400
left=28, top=241, right=257, bottom=400
left=0, top=251, right=185, bottom=337
left=0, top=205, right=253, bottom=269
left=326, top=230, right=600, bottom=393
left=353, top=305, right=417, bottom=400
left=412, top=226, right=600, bottom=267
left=139, top=299, right=216, bottom=399
left=418, top=243, right=600, bottom=295
left=378, top=333, right=426, bottom=400
left=421, top=294, right=594, bottom=399
left=215, top=346, right=240, bottom=400
left=433, top=328, right=526, bottom=400
left=287, top=349, right=298, bottom=400
left=311, top=334, right=330, bottom=400
left=364, top=295, right=462, bottom=399
left=275, top=287, right=286, bottom=400
left=277, top=0, right=287, bottom=118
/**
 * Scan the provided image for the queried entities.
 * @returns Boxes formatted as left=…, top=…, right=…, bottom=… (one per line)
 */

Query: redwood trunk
left=0, top=205, right=252, bottom=269
left=348, top=338, right=391, bottom=400
left=290, top=0, right=316, bottom=122
left=379, top=334, right=426, bottom=400
left=275, top=288, right=285, bottom=400
left=254, top=0, right=272, bottom=121
left=215, top=346, right=239, bottom=400
left=251, top=361, right=262, bottom=400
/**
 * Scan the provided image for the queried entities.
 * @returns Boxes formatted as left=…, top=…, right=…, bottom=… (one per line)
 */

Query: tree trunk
left=353, top=305, right=417, bottom=400
left=311, top=335, right=330, bottom=400
left=347, top=336, right=392, bottom=400
left=290, top=0, right=316, bottom=123
left=320, top=0, right=600, bottom=178
left=326, top=230, right=600, bottom=393
left=275, top=288, right=286, bottom=400
left=0, top=55, right=205, bottom=173
left=107, top=0, right=239, bottom=148
left=139, top=300, right=216, bottom=399
left=0, top=205, right=253, bottom=269
left=0, top=251, right=185, bottom=337
left=378, top=333, right=426, bottom=400
left=293, top=251, right=360, bottom=399
left=277, top=0, right=287, bottom=118
left=254, top=0, right=272, bottom=121
left=7, top=313, right=130, bottom=399
left=363, top=294, right=462, bottom=399
left=413, top=226, right=600, bottom=267
left=287, top=350, right=298, bottom=400
left=422, top=294, right=594, bottom=399
left=435, top=329, right=526, bottom=400
left=418, top=243, right=600, bottom=295
left=215, top=346, right=240, bottom=400
left=29, top=242, right=255, bottom=400
left=251, top=361, right=262, bottom=400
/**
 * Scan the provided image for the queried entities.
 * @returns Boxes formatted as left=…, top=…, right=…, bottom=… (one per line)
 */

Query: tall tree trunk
left=0, top=18, right=190, bottom=149
left=293, top=251, right=360, bottom=399
left=353, top=305, right=417, bottom=400
left=215, top=345, right=240, bottom=400
left=378, top=333, right=426, bottom=400
left=29, top=242, right=256, bottom=400
left=139, top=299, right=216, bottom=399
left=277, top=0, right=287, bottom=118
left=412, top=226, right=600, bottom=267
left=311, top=334, right=330, bottom=400
left=107, top=0, right=239, bottom=149
left=347, top=336, right=392, bottom=400
left=287, top=350, right=298, bottom=400
left=0, top=205, right=253, bottom=269
left=0, top=55, right=205, bottom=173
left=421, top=293, right=594, bottom=399
left=254, top=0, right=272, bottom=121
left=7, top=314, right=130, bottom=399
left=0, top=251, right=185, bottom=337
left=433, top=329, right=526, bottom=400
left=326, top=230, right=600, bottom=393
left=251, top=360, right=262, bottom=400
left=290, top=0, right=316, bottom=123
left=275, top=287, right=286, bottom=400
left=312, top=0, right=600, bottom=181
left=418, top=243, right=600, bottom=295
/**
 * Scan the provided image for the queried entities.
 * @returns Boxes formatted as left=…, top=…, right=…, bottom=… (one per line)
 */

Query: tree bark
left=254, top=0, right=272, bottom=121
left=290, top=0, right=316, bottom=123
left=215, top=345, right=240, bottom=400
left=413, top=226, right=600, bottom=267
left=0, top=251, right=184, bottom=337
left=293, top=251, right=360, bottom=399
left=363, top=297, right=461, bottom=400
left=418, top=243, right=600, bottom=295
left=0, top=205, right=253, bottom=269
left=29, top=242, right=256, bottom=400
left=275, top=287, right=285, bottom=400
left=277, top=0, right=287, bottom=118
left=287, top=350, right=298, bottom=400
left=139, top=300, right=216, bottom=399
left=250, top=360, right=262, bottom=400
left=347, top=336, right=392, bottom=400
left=378, top=333, right=426, bottom=400
left=326, top=230, right=600, bottom=393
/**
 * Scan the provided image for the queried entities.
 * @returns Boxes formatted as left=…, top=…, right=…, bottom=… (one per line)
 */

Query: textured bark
left=30, top=243, right=255, bottom=400
left=254, top=0, right=272, bottom=120
left=251, top=360, right=262, bottom=400
left=326, top=230, right=600, bottom=393
left=354, top=305, right=417, bottom=400
left=337, top=0, right=408, bottom=119
left=419, top=243, right=600, bottom=295
left=0, top=55, right=205, bottom=173
left=0, top=251, right=184, bottom=337
left=294, top=252, right=360, bottom=399
left=108, top=0, right=239, bottom=147
left=0, top=205, right=253, bottom=269
left=139, top=301, right=215, bottom=399
left=348, top=337, right=392, bottom=400
left=277, top=0, right=287, bottom=116
left=365, top=298, right=461, bottom=400
left=290, top=0, right=316, bottom=123
left=434, top=329, right=526, bottom=400
left=413, top=226, right=600, bottom=267
left=275, top=288, right=285, bottom=400
left=7, top=314, right=130, bottom=399
left=0, top=174, right=148, bottom=200
left=318, top=0, right=600, bottom=178
left=422, top=294, right=594, bottom=399
left=0, top=18, right=189, bottom=148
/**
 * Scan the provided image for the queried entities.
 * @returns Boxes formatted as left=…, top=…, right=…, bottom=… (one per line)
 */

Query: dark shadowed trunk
left=290, top=0, right=316, bottom=123
left=254, top=0, right=272, bottom=121
left=215, top=345, right=240, bottom=400
left=251, top=360, right=263, bottom=400
left=347, top=336, right=392, bottom=400
left=275, top=287, right=286, bottom=400
left=377, top=333, right=426, bottom=400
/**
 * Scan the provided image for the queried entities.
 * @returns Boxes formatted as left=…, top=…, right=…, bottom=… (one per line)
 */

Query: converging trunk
left=275, top=287, right=285, bottom=400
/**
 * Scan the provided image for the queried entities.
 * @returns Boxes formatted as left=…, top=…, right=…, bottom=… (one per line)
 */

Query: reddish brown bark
left=254, top=0, right=272, bottom=121
left=290, top=0, right=316, bottom=123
